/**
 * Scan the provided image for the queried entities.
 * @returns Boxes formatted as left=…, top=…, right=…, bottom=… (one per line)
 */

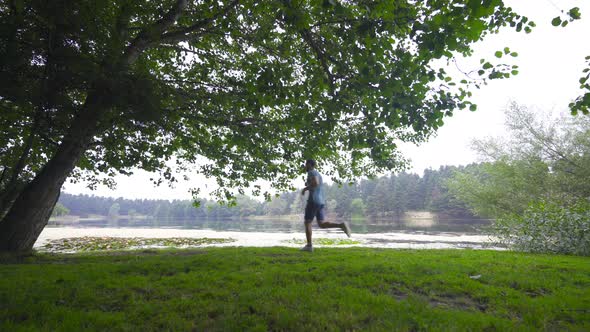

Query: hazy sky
left=63, top=0, right=590, bottom=200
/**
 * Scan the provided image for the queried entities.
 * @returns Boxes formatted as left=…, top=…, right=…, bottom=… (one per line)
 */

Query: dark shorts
left=304, top=201, right=325, bottom=224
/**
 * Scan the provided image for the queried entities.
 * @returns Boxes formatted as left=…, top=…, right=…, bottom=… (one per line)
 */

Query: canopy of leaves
left=1, top=0, right=531, bottom=201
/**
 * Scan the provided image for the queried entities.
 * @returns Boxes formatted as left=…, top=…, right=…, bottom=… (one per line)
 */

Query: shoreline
left=34, top=226, right=504, bottom=252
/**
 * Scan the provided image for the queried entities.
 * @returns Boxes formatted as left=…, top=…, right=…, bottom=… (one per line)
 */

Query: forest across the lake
left=53, top=164, right=475, bottom=222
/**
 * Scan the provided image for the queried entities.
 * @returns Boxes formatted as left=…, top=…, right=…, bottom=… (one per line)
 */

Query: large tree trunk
left=0, top=93, right=104, bottom=252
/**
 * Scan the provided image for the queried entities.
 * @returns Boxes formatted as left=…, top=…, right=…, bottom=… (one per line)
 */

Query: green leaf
left=494, top=51, right=503, bottom=58
left=14, top=0, right=24, bottom=14
left=551, top=17, right=562, bottom=26
left=568, top=7, right=581, bottom=20
left=469, top=104, right=477, bottom=111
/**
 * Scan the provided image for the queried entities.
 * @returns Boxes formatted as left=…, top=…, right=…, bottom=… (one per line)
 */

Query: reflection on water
left=49, top=216, right=492, bottom=235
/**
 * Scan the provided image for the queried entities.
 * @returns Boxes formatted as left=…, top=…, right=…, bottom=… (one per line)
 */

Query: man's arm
left=301, top=175, right=319, bottom=195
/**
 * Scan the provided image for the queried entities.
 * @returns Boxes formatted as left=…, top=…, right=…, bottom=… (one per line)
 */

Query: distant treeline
left=57, top=165, right=477, bottom=219
left=57, top=194, right=261, bottom=219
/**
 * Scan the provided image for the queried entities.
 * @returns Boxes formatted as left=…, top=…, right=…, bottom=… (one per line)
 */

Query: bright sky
left=62, top=0, right=590, bottom=200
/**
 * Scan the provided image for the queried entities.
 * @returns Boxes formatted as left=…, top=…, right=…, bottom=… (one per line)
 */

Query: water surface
left=40, top=216, right=500, bottom=251
left=49, top=216, right=492, bottom=234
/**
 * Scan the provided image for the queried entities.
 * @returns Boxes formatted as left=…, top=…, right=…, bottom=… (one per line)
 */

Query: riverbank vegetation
left=448, top=104, right=590, bottom=255
left=1, top=247, right=588, bottom=331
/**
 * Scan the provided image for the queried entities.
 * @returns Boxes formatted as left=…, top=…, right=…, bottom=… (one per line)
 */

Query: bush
left=493, top=199, right=590, bottom=256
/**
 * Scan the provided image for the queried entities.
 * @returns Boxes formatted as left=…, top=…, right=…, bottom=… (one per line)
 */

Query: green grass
left=1, top=248, right=588, bottom=331
left=284, top=237, right=361, bottom=246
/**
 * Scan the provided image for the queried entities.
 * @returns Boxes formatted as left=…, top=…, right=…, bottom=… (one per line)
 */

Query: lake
left=37, top=216, right=501, bottom=251
left=48, top=215, right=492, bottom=234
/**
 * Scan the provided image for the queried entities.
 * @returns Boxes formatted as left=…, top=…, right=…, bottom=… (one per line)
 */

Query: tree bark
left=0, top=93, right=104, bottom=252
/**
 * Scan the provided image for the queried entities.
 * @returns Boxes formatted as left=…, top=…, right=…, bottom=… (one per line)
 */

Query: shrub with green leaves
left=493, top=200, right=590, bottom=256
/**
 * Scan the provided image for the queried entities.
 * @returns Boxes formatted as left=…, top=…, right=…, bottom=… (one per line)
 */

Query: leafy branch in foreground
left=548, top=6, right=587, bottom=115
left=570, top=55, right=590, bottom=116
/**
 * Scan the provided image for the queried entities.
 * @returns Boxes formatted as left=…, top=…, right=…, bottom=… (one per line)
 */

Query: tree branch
left=3, top=108, right=40, bottom=195
left=309, top=18, right=362, bottom=29
left=521, top=119, right=581, bottom=169
left=162, top=78, right=231, bottom=91
left=39, top=132, right=60, bottom=147
left=159, top=0, right=240, bottom=44
left=299, top=28, right=336, bottom=94
left=123, top=0, right=188, bottom=64
left=160, top=44, right=205, bottom=55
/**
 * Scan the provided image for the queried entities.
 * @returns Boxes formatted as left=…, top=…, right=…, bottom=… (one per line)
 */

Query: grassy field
left=1, top=247, right=588, bottom=331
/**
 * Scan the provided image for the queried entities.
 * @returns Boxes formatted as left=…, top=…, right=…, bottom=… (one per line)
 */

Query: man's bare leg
left=305, top=222, right=313, bottom=246
left=301, top=222, right=314, bottom=252
left=317, top=221, right=342, bottom=229
left=318, top=221, right=351, bottom=237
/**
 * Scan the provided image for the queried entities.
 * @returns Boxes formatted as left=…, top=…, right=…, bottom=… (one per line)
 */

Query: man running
left=300, top=159, right=351, bottom=252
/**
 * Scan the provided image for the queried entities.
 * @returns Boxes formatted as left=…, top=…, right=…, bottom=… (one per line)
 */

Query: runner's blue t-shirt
left=307, top=169, right=325, bottom=205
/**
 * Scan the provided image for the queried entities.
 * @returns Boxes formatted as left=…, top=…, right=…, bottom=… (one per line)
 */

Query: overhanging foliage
left=0, top=0, right=530, bottom=202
